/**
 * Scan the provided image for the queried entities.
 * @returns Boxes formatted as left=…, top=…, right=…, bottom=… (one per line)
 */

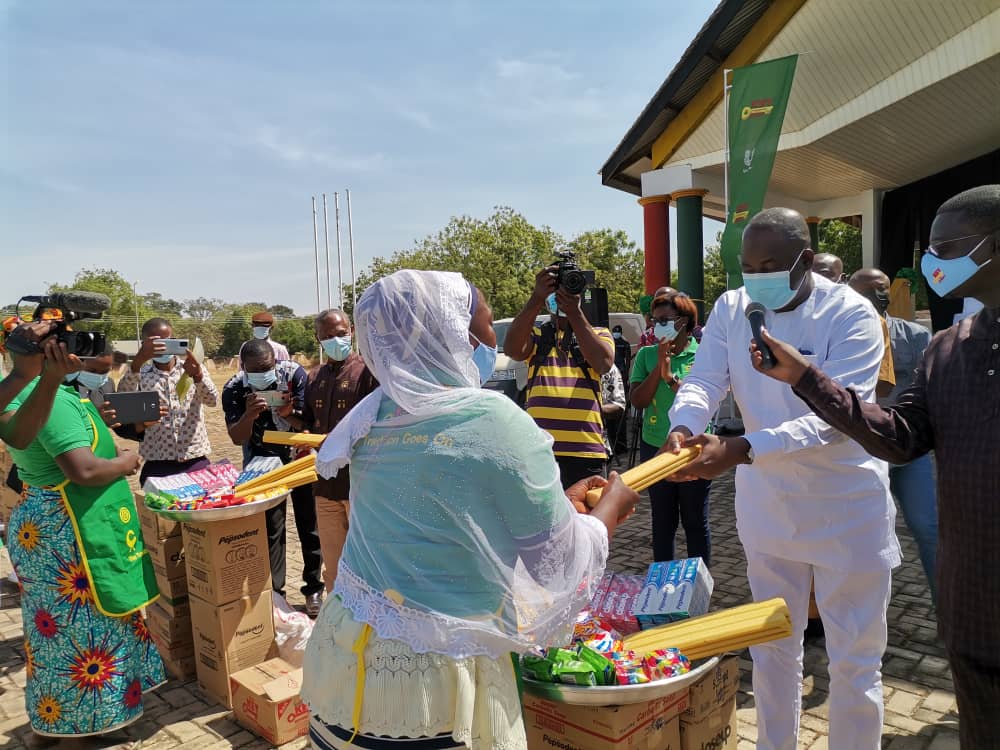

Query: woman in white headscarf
left=302, top=270, right=638, bottom=750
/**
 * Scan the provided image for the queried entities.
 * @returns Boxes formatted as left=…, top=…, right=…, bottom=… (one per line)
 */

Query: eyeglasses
left=925, top=232, right=996, bottom=259
left=652, top=316, right=686, bottom=325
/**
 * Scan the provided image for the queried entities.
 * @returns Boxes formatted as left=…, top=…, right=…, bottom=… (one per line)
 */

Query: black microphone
left=23, top=291, right=111, bottom=317
left=745, top=302, right=775, bottom=370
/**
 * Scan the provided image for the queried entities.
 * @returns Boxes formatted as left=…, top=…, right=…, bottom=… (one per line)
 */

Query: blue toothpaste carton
left=631, top=557, right=714, bottom=629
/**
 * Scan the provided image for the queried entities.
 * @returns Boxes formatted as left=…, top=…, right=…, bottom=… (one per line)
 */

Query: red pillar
left=639, top=195, right=670, bottom=294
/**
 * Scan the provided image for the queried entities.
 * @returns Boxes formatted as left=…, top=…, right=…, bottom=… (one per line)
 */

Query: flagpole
left=346, top=189, right=357, bottom=313
left=334, top=192, right=344, bottom=309
left=723, top=67, right=734, bottom=290
left=322, top=193, right=332, bottom=309
left=312, top=196, right=321, bottom=314
left=723, top=68, right=732, bottom=220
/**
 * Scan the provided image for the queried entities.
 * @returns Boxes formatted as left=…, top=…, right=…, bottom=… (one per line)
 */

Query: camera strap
left=527, top=322, right=603, bottom=409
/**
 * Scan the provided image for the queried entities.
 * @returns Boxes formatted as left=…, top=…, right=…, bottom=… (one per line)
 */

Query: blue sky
left=2, top=0, right=721, bottom=314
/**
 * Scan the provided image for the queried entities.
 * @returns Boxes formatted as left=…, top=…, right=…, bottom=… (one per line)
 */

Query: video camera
left=7, top=291, right=111, bottom=358
left=554, top=250, right=595, bottom=295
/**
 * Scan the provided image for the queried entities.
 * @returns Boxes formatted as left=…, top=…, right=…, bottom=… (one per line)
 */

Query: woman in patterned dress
left=1, top=340, right=165, bottom=748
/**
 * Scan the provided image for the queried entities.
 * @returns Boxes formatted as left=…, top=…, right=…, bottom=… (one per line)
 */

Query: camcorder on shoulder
left=554, top=250, right=595, bottom=295
left=7, top=291, right=111, bottom=358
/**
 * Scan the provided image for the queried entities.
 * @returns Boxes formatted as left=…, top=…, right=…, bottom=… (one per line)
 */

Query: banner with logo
left=720, top=54, right=798, bottom=288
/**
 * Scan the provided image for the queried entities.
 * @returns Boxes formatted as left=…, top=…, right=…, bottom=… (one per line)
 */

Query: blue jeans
left=640, top=440, right=712, bottom=564
left=889, top=453, right=938, bottom=600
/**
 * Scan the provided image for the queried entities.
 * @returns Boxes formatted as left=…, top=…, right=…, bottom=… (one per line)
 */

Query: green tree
left=566, top=229, right=644, bottom=315
left=341, top=207, right=650, bottom=321
left=184, top=297, right=226, bottom=321
left=272, top=317, right=317, bottom=357
left=48, top=267, right=151, bottom=341
left=143, top=292, right=183, bottom=318
left=818, top=219, right=863, bottom=276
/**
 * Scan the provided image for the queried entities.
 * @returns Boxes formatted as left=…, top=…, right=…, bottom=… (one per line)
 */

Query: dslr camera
left=7, top=291, right=111, bottom=358
left=554, top=250, right=595, bottom=295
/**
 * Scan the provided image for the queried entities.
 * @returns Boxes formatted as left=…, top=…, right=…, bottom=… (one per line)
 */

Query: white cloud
left=249, top=125, right=387, bottom=173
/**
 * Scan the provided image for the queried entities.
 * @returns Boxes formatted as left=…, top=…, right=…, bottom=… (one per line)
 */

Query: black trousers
left=946, top=647, right=1000, bottom=746
left=640, top=440, right=712, bottom=564
left=555, top=455, right=606, bottom=491
left=264, top=482, right=324, bottom=597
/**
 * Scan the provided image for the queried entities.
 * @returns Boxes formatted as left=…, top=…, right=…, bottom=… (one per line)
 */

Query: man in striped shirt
left=506, top=266, right=615, bottom=489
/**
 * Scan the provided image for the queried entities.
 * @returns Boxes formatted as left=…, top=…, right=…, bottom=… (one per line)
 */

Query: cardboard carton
left=633, top=558, right=714, bottom=629
left=136, top=492, right=181, bottom=541
left=147, top=534, right=186, bottom=583
left=156, top=593, right=191, bottom=620
left=190, top=593, right=275, bottom=708
left=230, top=658, right=310, bottom=745
left=523, top=689, right=686, bottom=750
left=162, top=653, right=196, bottom=680
left=146, top=602, right=193, bottom=648
left=679, top=696, right=737, bottom=750
left=154, top=569, right=188, bottom=601
left=683, top=655, right=739, bottom=721
left=182, top=515, right=271, bottom=606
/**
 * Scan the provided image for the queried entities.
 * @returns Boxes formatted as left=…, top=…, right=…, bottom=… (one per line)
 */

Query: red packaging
left=590, top=574, right=643, bottom=635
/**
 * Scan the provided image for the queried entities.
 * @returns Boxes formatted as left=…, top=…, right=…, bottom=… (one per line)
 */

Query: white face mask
left=654, top=321, right=682, bottom=342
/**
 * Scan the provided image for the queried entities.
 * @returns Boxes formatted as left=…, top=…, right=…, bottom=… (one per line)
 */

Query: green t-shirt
left=2, top=379, right=94, bottom=487
left=630, top=338, right=700, bottom=448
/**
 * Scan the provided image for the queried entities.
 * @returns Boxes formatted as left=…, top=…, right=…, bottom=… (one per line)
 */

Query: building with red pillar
left=599, top=0, right=998, bottom=327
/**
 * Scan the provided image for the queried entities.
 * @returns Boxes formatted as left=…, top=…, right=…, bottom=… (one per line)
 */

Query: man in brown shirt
left=749, top=185, right=1000, bottom=745
left=302, top=310, right=377, bottom=591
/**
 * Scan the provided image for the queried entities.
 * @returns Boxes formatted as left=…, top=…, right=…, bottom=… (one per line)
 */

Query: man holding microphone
left=661, top=208, right=898, bottom=750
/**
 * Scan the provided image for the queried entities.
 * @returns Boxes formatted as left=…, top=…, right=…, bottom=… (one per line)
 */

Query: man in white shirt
left=662, top=208, right=899, bottom=750
left=240, top=311, right=290, bottom=362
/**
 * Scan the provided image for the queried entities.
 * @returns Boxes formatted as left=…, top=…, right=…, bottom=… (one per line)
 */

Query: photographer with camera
left=1, top=320, right=164, bottom=746
left=506, top=257, right=614, bottom=489
left=118, top=317, right=218, bottom=485
left=1, top=320, right=82, bottom=450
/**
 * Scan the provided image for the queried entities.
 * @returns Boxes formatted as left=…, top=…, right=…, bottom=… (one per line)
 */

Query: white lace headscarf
left=317, top=269, right=487, bottom=478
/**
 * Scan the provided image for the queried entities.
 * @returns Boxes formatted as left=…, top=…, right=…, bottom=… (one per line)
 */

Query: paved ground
left=0, top=392, right=960, bottom=749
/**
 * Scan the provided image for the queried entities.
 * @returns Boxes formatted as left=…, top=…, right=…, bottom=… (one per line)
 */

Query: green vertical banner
left=721, top=54, right=798, bottom=288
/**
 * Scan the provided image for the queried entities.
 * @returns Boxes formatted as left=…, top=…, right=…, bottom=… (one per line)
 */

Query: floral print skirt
left=7, top=486, right=166, bottom=737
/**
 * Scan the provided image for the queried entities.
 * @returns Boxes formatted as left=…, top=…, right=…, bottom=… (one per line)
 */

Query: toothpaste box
left=590, top=573, right=644, bottom=635
left=632, top=558, right=714, bottom=629
left=235, top=456, right=283, bottom=487
left=143, top=474, right=205, bottom=499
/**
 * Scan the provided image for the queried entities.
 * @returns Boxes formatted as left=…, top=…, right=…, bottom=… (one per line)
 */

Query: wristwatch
left=745, top=442, right=755, bottom=465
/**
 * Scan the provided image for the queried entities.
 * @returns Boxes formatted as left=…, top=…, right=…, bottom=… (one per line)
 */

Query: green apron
left=54, top=400, right=159, bottom=617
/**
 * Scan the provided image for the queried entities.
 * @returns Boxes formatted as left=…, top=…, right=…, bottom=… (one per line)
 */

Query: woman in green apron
left=0, top=344, right=165, bottom=747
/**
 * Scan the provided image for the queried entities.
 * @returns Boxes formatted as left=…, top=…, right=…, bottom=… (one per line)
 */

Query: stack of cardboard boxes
left=679, top=655, right=739, bottom=750
left=181, top=512, right=275, bottom=708
left=520, top=655, right=740, bottom=750
left=136, top=495, right=195, bottom=679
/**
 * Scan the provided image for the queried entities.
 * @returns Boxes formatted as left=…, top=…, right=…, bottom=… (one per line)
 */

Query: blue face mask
left=153, top=354, right=174, bottom=365
left=470, top=334, right=498, bottom=386
left=253, top=326, right=270, bottom=340
left=921, top=235, right=994, bottom=298
left=321, top=335, right=352, bottom=362
left=545, top=293, right=565, bottom=318
left=654, top=321, right=681, bottom=342
left=247, top=369, right=278, bottom=390
left=76, top=371, right=109, bottom=391
left=743, top=250, right=806, bottom=310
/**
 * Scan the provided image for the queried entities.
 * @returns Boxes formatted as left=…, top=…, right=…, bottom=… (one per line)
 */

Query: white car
left=483, top=313, right=645, bottom=404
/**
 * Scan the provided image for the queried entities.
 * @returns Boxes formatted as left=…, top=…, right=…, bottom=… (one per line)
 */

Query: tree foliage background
left=8, top=206, right=825, bottom=359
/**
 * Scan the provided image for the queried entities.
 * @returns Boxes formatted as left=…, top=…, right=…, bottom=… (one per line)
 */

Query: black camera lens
left=59, top=331, right=107, bottom=358
left=560, top=269, right=589, bottom=295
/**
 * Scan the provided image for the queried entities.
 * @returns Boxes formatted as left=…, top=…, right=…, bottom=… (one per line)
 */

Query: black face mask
left=866, top=290, right=891, bottom=315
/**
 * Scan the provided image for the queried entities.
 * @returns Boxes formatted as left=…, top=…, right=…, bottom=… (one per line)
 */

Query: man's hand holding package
left=659, top=426, right=751, bottom=480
